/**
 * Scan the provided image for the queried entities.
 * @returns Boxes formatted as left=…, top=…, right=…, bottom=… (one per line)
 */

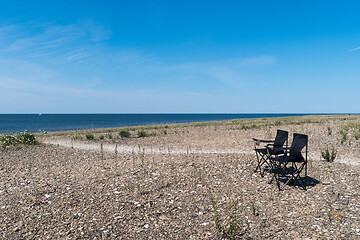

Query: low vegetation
left=339, top=128, right=348, bottom=144
left=321, top=146, right=337, bottom=162
left=209, top=190, right=246, bottom=239
left=119, top=129, right=131, bottom=138
left=85, top=133, right=94, bottom=140
left=36, top=114, right=355, bottom=138
left=335, top=121, right=360, bottom=144
left=137, top=129, right=147, bottom=138
left=327, top=126, right=332, bottom=136
left=0, top=132, right=38, bottom=148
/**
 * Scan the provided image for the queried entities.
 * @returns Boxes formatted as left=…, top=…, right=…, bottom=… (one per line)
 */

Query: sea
left=0, top=113, right=312, bottom=134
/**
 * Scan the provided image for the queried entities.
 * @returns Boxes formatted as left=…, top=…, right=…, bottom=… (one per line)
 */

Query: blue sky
left=0, top=0, right=359, bottom=113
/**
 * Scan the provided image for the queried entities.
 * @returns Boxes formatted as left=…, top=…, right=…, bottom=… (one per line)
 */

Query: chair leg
left=269, top=160, right=284, bottom=190
left=254, top=151, right=262, bottom=172
left=283, top=162, right=307, bottom=190
left=278, top=161, right=291, bottom=190
left=305, top=162, right=307, bottom=190
left=268, top=158, right=280, bottom=184
left=254, top=151, right=269, bottom=177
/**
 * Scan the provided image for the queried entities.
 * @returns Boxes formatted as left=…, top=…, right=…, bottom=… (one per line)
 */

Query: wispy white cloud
left=0, top=74, right=242, bottom=113
left=0, top=59, right=55, bottom=80
left=0, top=21, right=111, bottom=66
left=5, top=24, right=84, bottom=51
left=0, top=20, right=280, bottom=112
left=349, top=46, right=360, bottom=52
left=80, top=20, right=111, bottom=42
left=156, top=56, right=277, bottom=85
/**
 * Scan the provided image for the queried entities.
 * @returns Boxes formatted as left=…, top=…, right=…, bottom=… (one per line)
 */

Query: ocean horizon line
left=0, top=113, right=356, bottom=115
left=0, top=113, right=357, bottom=134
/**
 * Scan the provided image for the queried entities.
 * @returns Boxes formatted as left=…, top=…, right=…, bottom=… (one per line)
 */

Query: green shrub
left=321, top=146, right=337, bottom=162
left=354, top=130, right=360, bottom=140
left=0, top=132, right=38, bottom=148
left=0, top=135, right=17, bottom=147
left=351, top=125, right=360, bottom=140
left=327, top=126, right=332, bottom=136
left=274, top=120, right=282, bottom=126
left=73, top=134, right=83, bottom=140
left=240, top=124, right=250, bottom=130
left=19, top=132, right=37, bottom=145
left=339, top=129, right=348, bottom=144
left=86, top=133, right=94, bottom=140
left=137, top=130, right=147, bottom=138
left=119, top=130, right=131, bottom=138
left=340, top=122, right=360, bottom=141
left=99, top=135, right=105, bottom=140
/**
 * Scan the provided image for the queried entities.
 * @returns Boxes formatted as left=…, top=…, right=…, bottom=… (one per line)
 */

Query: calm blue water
left=0, top=114, right=311, bottom=134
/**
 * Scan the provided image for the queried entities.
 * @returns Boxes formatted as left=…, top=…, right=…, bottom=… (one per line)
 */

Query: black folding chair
left=252, top=130, right=288, bottom=177
left=271, top=133, right=308, bottom=190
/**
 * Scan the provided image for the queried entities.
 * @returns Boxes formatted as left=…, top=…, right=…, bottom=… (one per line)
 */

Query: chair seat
left=254, top=148, right=267, bottom=154
left=255, top=147, right=284, bottom=155
left=273, top=155, right=305, bottom=163
left=270, top=147, right=285, bottom=155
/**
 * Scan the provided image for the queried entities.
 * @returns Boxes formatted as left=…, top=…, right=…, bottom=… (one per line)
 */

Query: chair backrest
left=289, top=133, right=308, bottom=160
left=273, top=130, right=288, bottom=147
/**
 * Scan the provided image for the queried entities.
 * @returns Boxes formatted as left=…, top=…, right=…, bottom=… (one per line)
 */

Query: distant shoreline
left=0, top=113, right=331, bottom=134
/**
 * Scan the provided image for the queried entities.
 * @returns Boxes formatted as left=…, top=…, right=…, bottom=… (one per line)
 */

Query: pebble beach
left=1, top=115, right=360, bottom=239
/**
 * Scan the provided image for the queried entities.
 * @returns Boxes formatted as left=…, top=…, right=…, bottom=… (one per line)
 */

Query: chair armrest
left=252, top=138, right=274, bottom=143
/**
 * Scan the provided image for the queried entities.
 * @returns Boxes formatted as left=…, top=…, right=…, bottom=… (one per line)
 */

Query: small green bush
left=73, top=134, right=83, bottom=140
left=99, top=135, right=105, bottom=140
left=119, top=130, right=131, bottom=138
left=354, top=131, right=360, bottom=140
left=240, top=124, right=250, bottom=130
left=19, top=132, right=37, bottom=145
left=274, top=120, right=282, bottom=126
left=321, top=146, right=337, bottom=162
left=339, top=129, right=348, bottom=144
left=327, top=126, right=332, bottom=136
left=86, top=133, right=94, bottom=140
left=0, top=132, right=38, bottom=148
left=137, top=129, right=147, bottom=138
left=0, top=135, right=17, bottom=147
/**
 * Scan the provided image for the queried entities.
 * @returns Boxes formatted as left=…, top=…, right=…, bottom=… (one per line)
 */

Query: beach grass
left=35, top=114, right=360, bottom=138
